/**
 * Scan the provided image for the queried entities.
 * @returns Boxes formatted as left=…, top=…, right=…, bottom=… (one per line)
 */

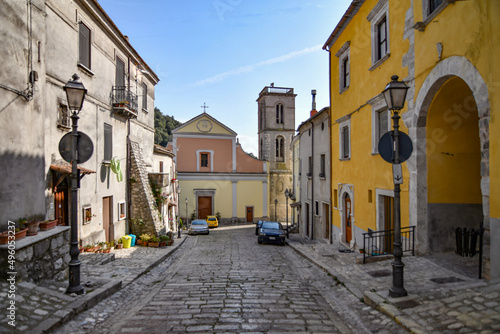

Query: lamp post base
left=66, top=261, right=84, bottom=295
left=389, top=260, right=407, bottom=298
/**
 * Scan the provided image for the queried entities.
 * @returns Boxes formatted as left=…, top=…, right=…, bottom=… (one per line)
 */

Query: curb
left=34, top=235, right=189, bottom=334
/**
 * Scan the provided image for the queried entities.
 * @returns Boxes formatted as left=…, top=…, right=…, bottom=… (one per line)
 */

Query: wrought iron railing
left=111, top=86, right=138, bottom=114
left=362, top=226, right=415, bottom=264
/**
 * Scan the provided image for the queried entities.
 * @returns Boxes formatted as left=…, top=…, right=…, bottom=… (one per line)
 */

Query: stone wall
left=0, top=227, right=70, bottom=283
left=129, top=141, right=164, bottom=236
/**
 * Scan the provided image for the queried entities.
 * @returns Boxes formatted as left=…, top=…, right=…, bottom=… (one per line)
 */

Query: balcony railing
left=362, top=226, right=415, bottom=264
left=111, top=86, right=138, bottom=117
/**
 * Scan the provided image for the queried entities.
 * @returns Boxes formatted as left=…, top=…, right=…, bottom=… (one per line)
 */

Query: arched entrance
left=426, top=76, right=482, bottom=252
left=409, top=57, right=490, bottom=265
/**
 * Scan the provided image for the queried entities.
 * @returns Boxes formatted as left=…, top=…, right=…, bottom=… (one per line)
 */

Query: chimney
left=310, top=89, right=317, bottom=117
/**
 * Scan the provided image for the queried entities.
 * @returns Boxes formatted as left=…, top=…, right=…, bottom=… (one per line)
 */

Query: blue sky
left=98, top=0, right=351, bottom=155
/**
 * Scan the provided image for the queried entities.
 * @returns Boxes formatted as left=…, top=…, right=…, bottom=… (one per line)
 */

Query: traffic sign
left=378, top=131, right=413, bottom=164
left=59, top=131, right=94, bottom=164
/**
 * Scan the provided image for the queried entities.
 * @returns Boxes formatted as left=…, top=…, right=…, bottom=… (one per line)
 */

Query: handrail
left=362, top=226, right=415, bottom=264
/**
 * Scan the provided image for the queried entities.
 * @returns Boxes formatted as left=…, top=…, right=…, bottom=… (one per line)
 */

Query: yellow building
left=324, top=0, right=499, bottom=279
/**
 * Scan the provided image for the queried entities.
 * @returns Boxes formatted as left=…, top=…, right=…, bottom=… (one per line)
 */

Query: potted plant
left=39, top=220, right=58, bottom=231
left=167, top=231, right=174, bottom=246
left=26, top=219, right=40, bottom=236
left=115, top=238, right=123, bottom=249
left=139, top=233, right=151, bottom=247
left=159, top=234, right=169, bottom=247
left=148, top=235, right=159, bottom=247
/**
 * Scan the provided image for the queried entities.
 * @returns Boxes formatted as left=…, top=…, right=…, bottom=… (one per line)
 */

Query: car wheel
left=258, top=238, right=262, bottom=244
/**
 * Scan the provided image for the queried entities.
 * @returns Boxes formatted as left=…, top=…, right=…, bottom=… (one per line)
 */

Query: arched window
left=276, top=104, right=284, bottom=124
left=275, top=136, right=284, bottom=161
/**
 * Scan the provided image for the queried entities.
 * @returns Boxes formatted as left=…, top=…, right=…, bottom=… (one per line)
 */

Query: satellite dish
left=59, top=131, right=94, bottom=164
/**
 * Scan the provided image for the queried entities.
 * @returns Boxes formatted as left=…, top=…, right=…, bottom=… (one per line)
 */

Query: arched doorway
left=344, top=193, right=352, bottom=243
left=426, top=76, right=482, bottom=252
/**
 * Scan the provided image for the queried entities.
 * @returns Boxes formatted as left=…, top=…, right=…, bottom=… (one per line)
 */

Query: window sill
left=78, top=63, right=95, bottom=77
left=339, top=86, right=349, bottom=95
left=142, top=108, right=148, bottom=113
left=414, top=1, right=454, bottom=31
left=339, top=157, right=351, bottom=161
left=369, top=53, right=390, bottom=71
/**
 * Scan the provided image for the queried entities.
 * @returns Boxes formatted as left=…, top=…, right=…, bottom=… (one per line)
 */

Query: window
left=159, top=161, right=164, bottom=173
left=339, top=120, right=351, bottom=160
left=57, top=103, right=70, bottom=129
left=334, top=189, right=338, bottom=209
left=118, top=201, right=126, bottom=220
left=368, top=0, right=390, bottom=69
left=315, top=201, right=319, bottom=215
left=116, top=57, right=125, bottom=88
left=376, top=17, right=387, bottom=61
left=336, top=41, right=350, bottom=93
left=83, top=206, right=92, bottom=225
left=142, top=82, right=148, bottom=110
left=104, top=123, right=112, bottom=162
left=201, top=153, right=209, bottom=167
left=320, top=154, right=326, bottom=178
left=276, top=136, right=284, bottom=161
left=307, top=156, right=312, bottom=176
left=276, top=104, right=284, bottom=124
left=78, top=22, right=91, bottom=69
left=429, top=0, right=444, bottom=14
left=377, top=109, right=390, bottom=142
left=369, top=94, right=390, bottom=154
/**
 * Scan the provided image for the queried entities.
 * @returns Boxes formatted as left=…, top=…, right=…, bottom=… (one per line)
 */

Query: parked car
left=188, top=220, right=210, bottom=235
left=255, top=220, right=265, bottom=235
left=206, top=215, right=219, bottom=228
left=258, top=221, right=285, bottom=246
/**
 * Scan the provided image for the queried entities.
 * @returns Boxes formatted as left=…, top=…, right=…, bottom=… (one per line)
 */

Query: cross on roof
left=201, top=102, right=209, bottom=112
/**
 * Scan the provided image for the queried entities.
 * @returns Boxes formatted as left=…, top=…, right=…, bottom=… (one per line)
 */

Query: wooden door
left=198, top=196, right=212, bottom=219
left=323, top=203, right=330, bottom=239
left=54, top=188, right=68, bottom=226
left=305, top=203, right=310, bottom=237
left=383, top=196, right=394, bottom=253
left=103, top=197, right=113, bottom=242
left=246, top=207, right=253, bottom=222
left=345, top=194, right=352, bottom=243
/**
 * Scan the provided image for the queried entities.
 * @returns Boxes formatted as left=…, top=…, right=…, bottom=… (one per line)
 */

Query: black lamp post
left=383, top=75, right=409, bottom=298
left=64, top=74, right=87, bottom=295
left=176, top=185, right=181, bottom=238
left=284, top=189, right=290, bottom=238
left=185, top=197, right=188, bottom=231
left=274, top=199, right=278, bottom=221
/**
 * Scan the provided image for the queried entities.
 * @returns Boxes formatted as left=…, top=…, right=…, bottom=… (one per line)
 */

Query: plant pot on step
left=39, top=220, right=57, bottom=231
left=26, top=221, right=40, bottom=236
left=148, top=242, right=159, bottom=248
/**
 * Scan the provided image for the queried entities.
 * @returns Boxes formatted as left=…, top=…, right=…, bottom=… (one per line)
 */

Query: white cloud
left=237, top=134, right=258, bottom=156
left=194, top=44, right=322, bottom=86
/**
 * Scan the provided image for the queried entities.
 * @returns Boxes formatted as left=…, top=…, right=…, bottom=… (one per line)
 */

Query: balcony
left=111, top=86, right=138, bottom=118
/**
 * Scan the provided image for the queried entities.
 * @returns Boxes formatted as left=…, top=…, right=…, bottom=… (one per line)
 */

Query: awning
left=290, top=201, right=301, bottom=208
left=50, top=164, right=96, bottom=190
left=50, top=164, right=96, bottom=175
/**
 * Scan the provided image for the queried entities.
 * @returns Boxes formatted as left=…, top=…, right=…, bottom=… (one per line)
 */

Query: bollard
left=454, top=227, right=463, bottom=256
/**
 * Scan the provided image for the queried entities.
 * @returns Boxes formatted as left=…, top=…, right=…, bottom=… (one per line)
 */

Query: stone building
left=257, top=85, right=296, bottom=222
left=0, top=0, right=160, bottom=246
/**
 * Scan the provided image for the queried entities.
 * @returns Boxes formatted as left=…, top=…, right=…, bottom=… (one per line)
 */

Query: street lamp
left=382, top=75, right=409, bottom=298
left=185, top=197, right=188, bottom=232
left=274, top=199, right=278, bottom=221
left=284, top=189, right=290, bottom=238
left=64, top=74, right=87, bottom=295
left=176, top=185, right=181, bottom=238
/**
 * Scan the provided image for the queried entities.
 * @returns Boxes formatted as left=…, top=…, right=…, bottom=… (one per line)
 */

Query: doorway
left=54, top=188, right=68, bottom=226
left=323, top=203, right=330, bottom=240
left=198, top=196, right=212, bottom=219
left=246, top=207, right=254, bottom=222
left=344, top=194, right=352, bottom=243
left=103, top=196, right=113, bottom=242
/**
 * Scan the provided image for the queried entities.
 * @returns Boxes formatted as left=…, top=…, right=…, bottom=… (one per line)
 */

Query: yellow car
left=206, top=215, right=219, bottom=228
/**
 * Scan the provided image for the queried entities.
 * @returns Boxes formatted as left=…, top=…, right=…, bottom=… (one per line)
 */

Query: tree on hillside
left=154, top=107, right=182, bottom=147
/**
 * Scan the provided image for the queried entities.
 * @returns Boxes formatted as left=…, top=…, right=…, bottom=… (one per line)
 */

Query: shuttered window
left=104, top=123, right=112, bottom=162
left=79, top=23, right=91, bottom=69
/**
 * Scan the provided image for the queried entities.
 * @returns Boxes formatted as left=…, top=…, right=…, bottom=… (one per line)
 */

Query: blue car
left=258, top=221, right=286, bottom=246
left=255, top=220, right=265, bottom=235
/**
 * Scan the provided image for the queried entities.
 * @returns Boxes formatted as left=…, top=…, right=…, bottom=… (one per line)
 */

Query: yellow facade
left=325, top=0, right=499, bottom=278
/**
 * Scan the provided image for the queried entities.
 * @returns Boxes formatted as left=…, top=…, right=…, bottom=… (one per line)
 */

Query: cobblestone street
left=55, top=225, right=403, bottom=333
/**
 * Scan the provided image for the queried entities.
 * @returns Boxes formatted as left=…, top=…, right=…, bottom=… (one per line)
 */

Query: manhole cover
left=430, top=276, right=465, bottom=284
left=367, top=269, right=392, bottom=278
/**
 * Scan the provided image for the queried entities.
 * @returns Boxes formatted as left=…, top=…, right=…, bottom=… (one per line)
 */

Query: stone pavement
left=0, top=233, right=187, bottom=334
left=285, top=234, right=500, bottom=334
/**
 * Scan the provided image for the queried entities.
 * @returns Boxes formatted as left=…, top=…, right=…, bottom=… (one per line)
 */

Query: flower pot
left=159, top=241, right=166, bottom=247
left=26, top=222, right=40, bottom=236
left=148, top=242, right=159, bottom=248
left=168, top=240, right=174, bottom=246
left=39, top=220, right=57, bottom=231
left=0, top=232, right=9, bottom=245
left=136, top=239, right=143, bottom=246
left=116, top=244, right=123, bottom=249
